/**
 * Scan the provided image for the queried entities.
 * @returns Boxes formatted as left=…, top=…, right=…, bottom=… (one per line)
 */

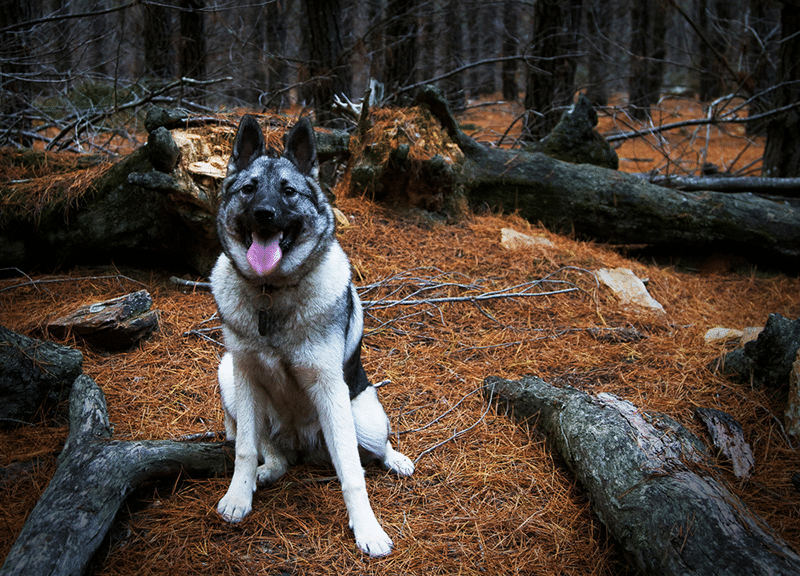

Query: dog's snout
left=254, top=206, right=276, bottom=226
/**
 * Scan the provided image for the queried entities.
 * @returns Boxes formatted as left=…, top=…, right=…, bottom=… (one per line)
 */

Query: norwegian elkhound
left=211, top=114, right=414, bottom=557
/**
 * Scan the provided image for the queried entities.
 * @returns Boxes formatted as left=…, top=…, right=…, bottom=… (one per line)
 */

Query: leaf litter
left=1, top=195, right=799, bottom=575
left=0, top=99, right=796, bottom=575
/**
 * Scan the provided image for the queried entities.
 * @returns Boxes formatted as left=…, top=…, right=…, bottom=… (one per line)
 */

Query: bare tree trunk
left=584, top=0, right=610, bottom=106
left=698, top=0, right=732, bottom=101
left=266, top=0, right=289, bottom=109
left=762, top=1, right=800, bottom=177
left=744, top=0, right=779, bottom=136
left=143, top=2, right=173, bottom=80
left=523, top=0, right=583, bottom=140
left=385, top=0, right=417, bottom=96
left=0, top=0, right=38, bottom=146
left=303, top=0, right=351, bottom=125
left=178, top=0, right=206, bottom=103
left=466, top=2, right=497, bottom=97
left=367, top=0, right=386, bottom=86
left=441, top=0, right=466, bottom=109
left=501, top=0, right=520, bottom=101
left=628, top=0, right=667, bottom=120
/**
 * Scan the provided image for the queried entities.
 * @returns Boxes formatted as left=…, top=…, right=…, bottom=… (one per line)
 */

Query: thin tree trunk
left=441, top=0, right=465, bottom=109
left=385, top=0, right=417, bottom=96
left=178, top=0, right=206, bottom=103
left=0, top=0, right=38, bottom=146
left=763, top=1, right=800, bottom=177
left=698, top=0, right=732, bottom=102
left=523, top=0, right=582, bottom=140
left=745, top=0, right=778, bottom=136
left=501, top=0, right=520, bottom=101
left=584, top=0, right=609, bottom=106
left=628, top=0, right=667, bottom=120
left=266, top=0, right=288, bottom=109
left=303, top=0, right=351, bottom=125
left=143, top=2, right=173, bottom=80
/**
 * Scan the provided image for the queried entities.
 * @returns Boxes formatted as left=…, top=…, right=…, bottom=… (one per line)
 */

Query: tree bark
left=303, top=0, right=351, bottom=126
left=265, top=0, right=289, bottom=109
left=501, top=0, right=520, bottom=101
left=385, top=0, right=417, bottom=96
left=628, top=0, right=667, bottom=120
left=763, top=1, right=800, bottom=177
left=0, top=374, right=233, bottom=576
left=142, top=2, right=173, bottom=80
left=483, top=375, right=800, bottom=576
left=0, top=0, right=38, bottom=146
left=523, top=0, right=582, bottom=140
left=415, top=85, right=800, bottom=272
left=440, top=0, right=466, bottom=109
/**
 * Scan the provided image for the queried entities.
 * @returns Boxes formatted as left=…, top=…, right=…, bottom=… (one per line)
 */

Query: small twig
left=169, top=276, right=212, bottom=291
left=413, top=387, right=494, bottom=465
left=0, top=274, right=146, bottom=294
left=178, top=431, right=224, bottom=442
left=400, top=385, right=487, bottom=436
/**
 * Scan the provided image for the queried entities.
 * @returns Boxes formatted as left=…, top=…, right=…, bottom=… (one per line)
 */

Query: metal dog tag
left=257, top=290, right=272, bottom=337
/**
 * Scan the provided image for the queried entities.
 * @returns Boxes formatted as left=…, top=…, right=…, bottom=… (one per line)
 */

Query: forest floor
left=1, top=96, right=798, bottom=576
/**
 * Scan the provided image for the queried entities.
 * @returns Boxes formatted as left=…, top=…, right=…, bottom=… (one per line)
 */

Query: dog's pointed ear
left=283, top=117, right=318, bottom=177
left=229, top=114, right=266, bottom=174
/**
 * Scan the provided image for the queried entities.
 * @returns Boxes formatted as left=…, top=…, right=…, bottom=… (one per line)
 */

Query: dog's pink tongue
left=247, top=232, right=282, bottom=276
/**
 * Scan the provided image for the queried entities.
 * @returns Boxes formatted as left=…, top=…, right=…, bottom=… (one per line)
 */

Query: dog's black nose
left=254, top=207, right=275, bottom=226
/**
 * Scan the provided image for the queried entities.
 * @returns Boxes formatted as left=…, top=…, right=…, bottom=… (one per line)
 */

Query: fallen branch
left=484, top=375, right=800, bottom=576
left=0, top=374, right=233, bottom=576
left=645, top=174, right=800, bottom=196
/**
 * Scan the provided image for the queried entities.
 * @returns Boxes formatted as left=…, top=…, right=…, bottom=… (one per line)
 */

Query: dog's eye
left=283, top=186, right=297, bottom=198
left=241, top=183, right=255, bottom=195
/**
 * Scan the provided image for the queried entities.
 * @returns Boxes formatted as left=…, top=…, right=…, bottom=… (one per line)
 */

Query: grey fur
left=211, top=115, right=414, bottom=557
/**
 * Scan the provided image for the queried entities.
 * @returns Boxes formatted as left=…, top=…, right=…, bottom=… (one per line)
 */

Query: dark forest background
left=1, top=0, right=799, bottom=176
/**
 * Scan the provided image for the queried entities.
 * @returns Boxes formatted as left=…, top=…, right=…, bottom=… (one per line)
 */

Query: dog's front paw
left=217, top=492, right=252, bottom=523
left=383, top=448, right=415, bottom=477
left=352, top=519, right=394, bottom=557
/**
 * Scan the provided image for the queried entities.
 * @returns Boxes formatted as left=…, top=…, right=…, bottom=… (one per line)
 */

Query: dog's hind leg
left=351, top=387, right=415, bottom=477
left=256, top=435, right=289, bottom=485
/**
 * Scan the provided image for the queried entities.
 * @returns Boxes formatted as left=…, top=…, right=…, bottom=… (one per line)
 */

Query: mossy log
left=484, top=375, right=800, bottom=576
left=0, top=374, right=232, bottom=576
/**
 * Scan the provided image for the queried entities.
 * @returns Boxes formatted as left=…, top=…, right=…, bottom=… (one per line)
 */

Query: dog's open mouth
left=244, top=225, right=300, bottom=277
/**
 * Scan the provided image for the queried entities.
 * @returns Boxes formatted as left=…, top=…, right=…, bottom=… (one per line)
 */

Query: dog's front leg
left=309, top=371, right=394, bottom=557
left=218, top=362, right=262, bottom=523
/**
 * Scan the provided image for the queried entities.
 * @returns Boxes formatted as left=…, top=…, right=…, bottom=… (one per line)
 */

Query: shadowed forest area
left=2, top=1, right=800, bottom=576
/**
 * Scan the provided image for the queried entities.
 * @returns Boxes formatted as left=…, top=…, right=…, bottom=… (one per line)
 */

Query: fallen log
left=3, top=93, right=799, bottom=274
left=415, top=86, right=800, bottom=273
left=0, top=374, right=232, bottom=576
left=483, top=375, right=800, bottom=576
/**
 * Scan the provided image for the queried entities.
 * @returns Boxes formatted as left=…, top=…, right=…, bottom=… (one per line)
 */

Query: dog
left=210, top=114, right=414, bottom=557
